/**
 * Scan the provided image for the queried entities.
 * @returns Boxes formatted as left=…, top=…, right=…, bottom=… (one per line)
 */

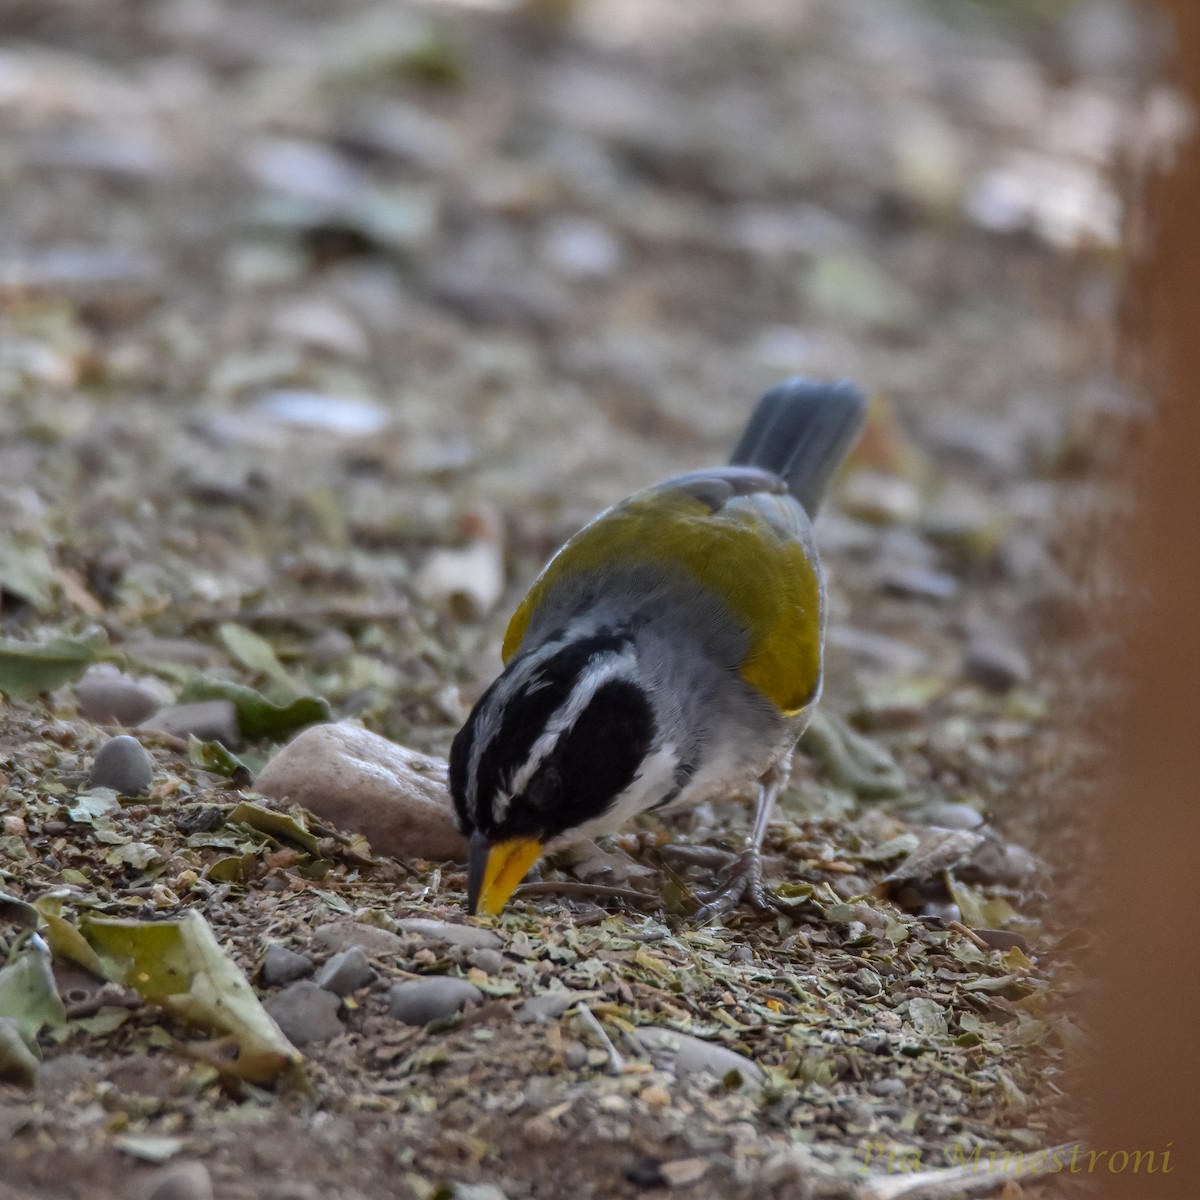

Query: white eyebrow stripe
left=463, top=634, right=568, bottom=812
left=503, top=646, right=640, bottom=806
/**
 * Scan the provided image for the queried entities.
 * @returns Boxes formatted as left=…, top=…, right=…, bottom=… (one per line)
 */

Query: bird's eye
left=522, top=765, right=562, bottom=812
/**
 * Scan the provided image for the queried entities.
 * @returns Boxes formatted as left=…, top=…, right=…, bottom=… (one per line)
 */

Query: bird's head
left=449, top=628, right=658, bottom=916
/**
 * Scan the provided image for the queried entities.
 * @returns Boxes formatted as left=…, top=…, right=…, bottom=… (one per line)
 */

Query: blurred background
left=0, top=1, right=1190, bottom=1193
left=0, top=2, right=1173, bottom=752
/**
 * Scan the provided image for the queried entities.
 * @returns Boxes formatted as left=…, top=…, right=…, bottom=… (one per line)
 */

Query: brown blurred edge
left=1087, top=1, right=1200, bottom=1195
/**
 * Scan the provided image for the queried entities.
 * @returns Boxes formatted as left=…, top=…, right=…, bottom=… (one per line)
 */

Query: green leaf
left=227, top=801, right=322, bottom=856
left=0, top=537, right=57, bottom=612
left=188, top=737, right=253, bottom=780
left=69, top=1006, right=132, bottom=1038
left=0, top=630, right=106, bottom=699
left=218, top=622, right=296, bottom=694
left=0, top=889, right=40, bottom=933
left=0, top=1016, right=41, bottom=1085
left=177, top=677, right=330, bottom=741
left=205, top=851, right=258, bottom=883
left=80, top=909, right=303, bottom=1082
left=66, top=790, right=120, bottom=825
left=0, top=941, right=67, bottom=1044
left=33, top=897, right=107, bottom=977
left=112, top=1134, right=186, bottom=1164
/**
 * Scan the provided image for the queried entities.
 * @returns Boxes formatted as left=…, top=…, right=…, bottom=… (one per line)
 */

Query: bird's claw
left=693, top=849, right=774, bottom=923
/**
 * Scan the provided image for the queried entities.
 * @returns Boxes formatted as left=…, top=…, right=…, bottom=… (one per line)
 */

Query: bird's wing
left=503, top=468, right=824, bottom=714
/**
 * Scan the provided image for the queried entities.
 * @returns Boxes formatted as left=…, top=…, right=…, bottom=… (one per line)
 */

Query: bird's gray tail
left=729, top=377, right=866, bottom=515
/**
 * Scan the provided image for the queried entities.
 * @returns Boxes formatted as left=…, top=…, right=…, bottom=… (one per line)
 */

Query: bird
left=449, top=377, right=867, bottom=920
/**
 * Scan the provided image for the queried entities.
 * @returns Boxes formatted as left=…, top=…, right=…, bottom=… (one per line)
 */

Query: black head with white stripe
left=449, top=629, right=658, bottom=914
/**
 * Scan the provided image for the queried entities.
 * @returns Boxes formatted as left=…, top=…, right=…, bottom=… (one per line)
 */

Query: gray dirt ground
left=0, top=1, right=1162, bottom=1197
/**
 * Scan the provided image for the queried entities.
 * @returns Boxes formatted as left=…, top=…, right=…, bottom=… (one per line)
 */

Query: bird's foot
left=693, top=848, right=774, bottom=923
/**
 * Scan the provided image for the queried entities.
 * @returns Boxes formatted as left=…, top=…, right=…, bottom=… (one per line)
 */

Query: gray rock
left=144, top=1161, right=214, bottom=1200
left=313, top=921, right=406, bottom=956
left=467, top=948, right=505, bottom=976
left=452, top=1184, right=510, bottom=1200
left=255, top=723, right=464, bottom=862
left=963, top=637, right=1031, bottom=692
left=919, top=801, right=984, bottom=831
left=969, top=841, right=1038, bottom=884
left=633, top=1027, right=764, bottom=1087
left=518, top=991, right=583, bottom=1024
left=140, top=700, right=241, bottom=746
left=89, top=735, right=153, bottom=795
left=388, top=977, right=482, bottom=1025
left=75, top=669, right=162, bottom=726
left=540, top=217, right=622, bottom=280
left=307, top=628, right=355, bottom=667
left=396, top=918, right=502, bottom=950
left=265, top=982, right=342, bottom=1045
left=920, top=901, right=961, bottom=924
left=872, top=1077, right=907, bottom=1098
left=259, top=944, right=314, bottom=987
left=315, top=946, right=374, bottom=996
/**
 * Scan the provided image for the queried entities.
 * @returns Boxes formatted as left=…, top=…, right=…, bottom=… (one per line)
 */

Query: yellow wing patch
left=502, top=490, right=822, bottom=715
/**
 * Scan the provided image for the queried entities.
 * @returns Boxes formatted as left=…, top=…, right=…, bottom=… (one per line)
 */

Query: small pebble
left=265, top=981, right=343, bottom=1045
left=259, top=944, right=314, bottom=987
left=634, top=1027, right=765, bottom=1086
left=872, top=1077, right=907, bottom=1097
left=920, top=901, right=961, bottom=923
left=540, top=217, right=623, bottom=279
left=388, top=977, right=482, bottom=1025
left=521, top=1114, right=558, bottom=1146
left=841, top=471, right=922, bottom=525
left=972, top=928, right=1031, bottom=953
left=467, top=948, right=505, bottom=976
left=563, top=1040, right=588, bottom=1069
left=75, top=668, right=163, bottom=726
left=313, top=922, right=406, bottom=956
left=969, top=841, right=1037, bottom=884
left=451, top=1184, right=509, bottom=1200
left=315, top=946, right=374, bottom=996
left=919, top=801, right=984, bottom=830
left=396, top=918, right=502, bottom=950
left=89, top=734, right=153, bottom=795
left=518, top=991, right=582, bottom=1024
left=140, top=700, right=241, bottom=746
left=963, top=636, right=1031, bottom=692
left=307, top=628, right=355, bottom=667
left=659, top=1159, right=710, bottom=1188
left=144, top=1161, right=214, bottom=1200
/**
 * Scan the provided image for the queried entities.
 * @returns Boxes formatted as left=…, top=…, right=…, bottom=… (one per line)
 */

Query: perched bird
left=450, top=377, right=866, bottom=919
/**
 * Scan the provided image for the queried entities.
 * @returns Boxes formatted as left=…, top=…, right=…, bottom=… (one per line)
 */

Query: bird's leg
left=693, top=752, right=791, bottom=923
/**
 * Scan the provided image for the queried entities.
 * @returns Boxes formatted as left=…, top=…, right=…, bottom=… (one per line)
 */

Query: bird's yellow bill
left=467, top=835, right=544, bottom=916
